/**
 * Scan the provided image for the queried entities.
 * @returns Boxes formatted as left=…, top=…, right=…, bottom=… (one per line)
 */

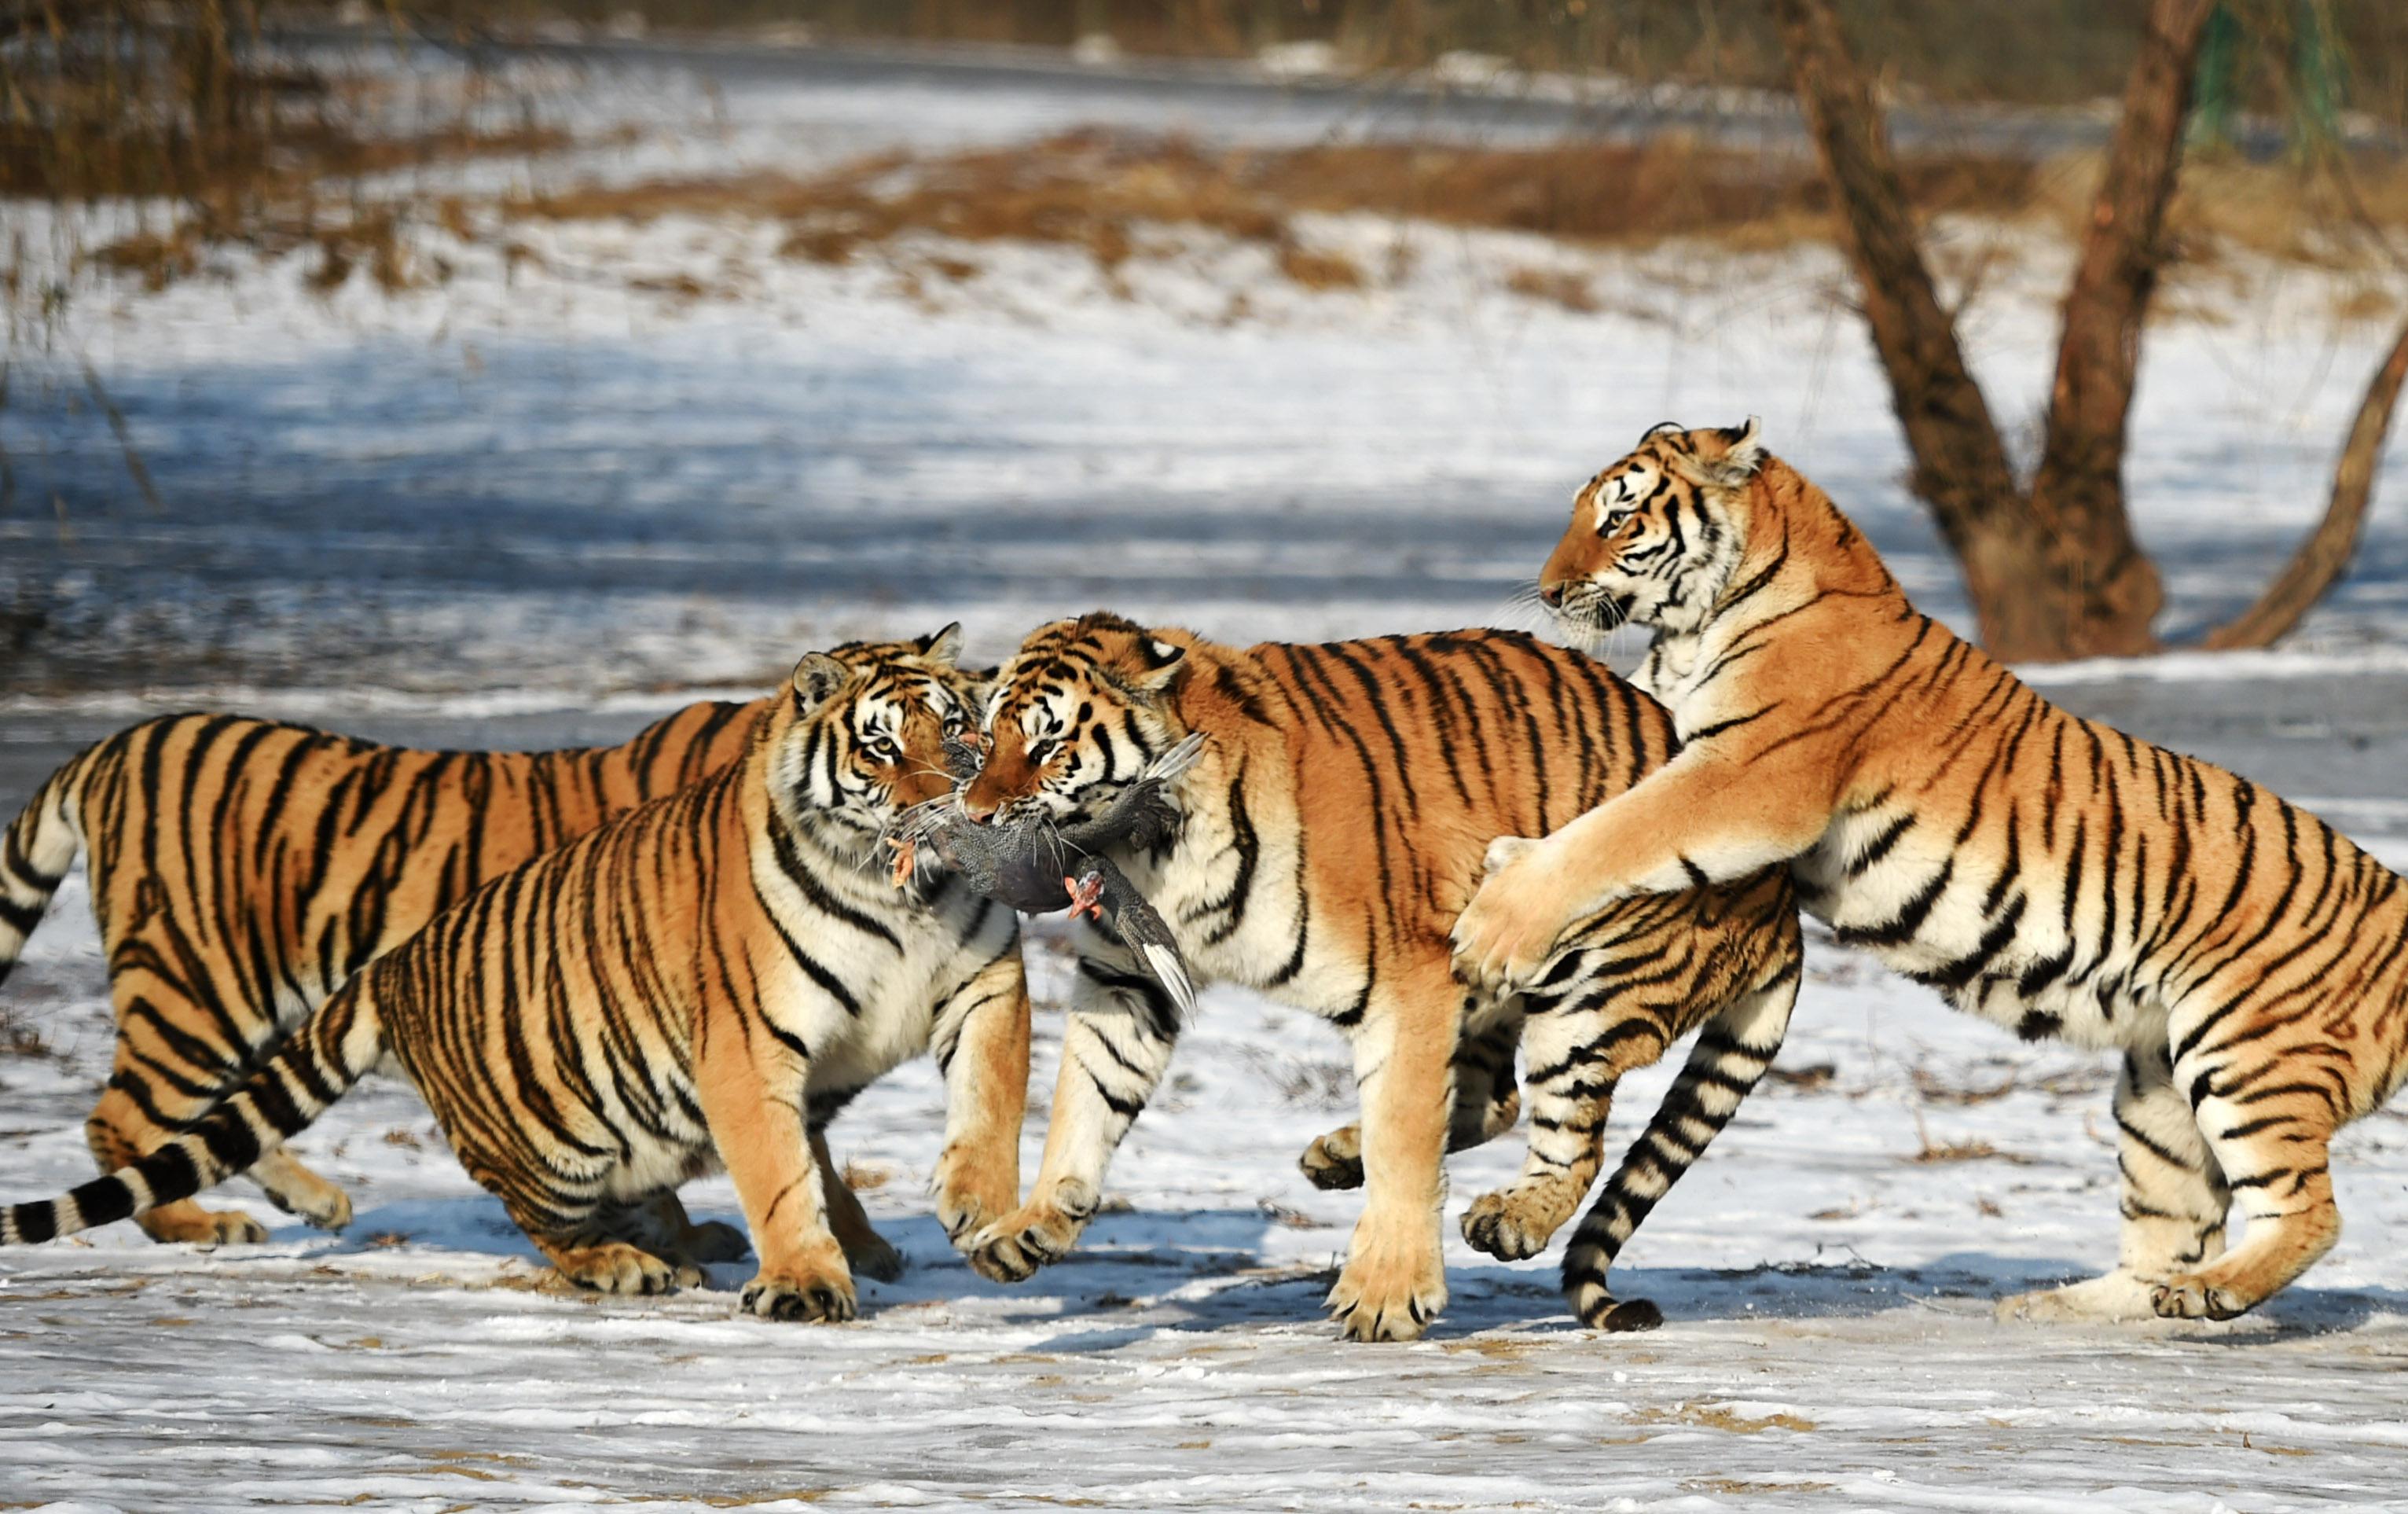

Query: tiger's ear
left=916, top=622, right=965, bottom=666
left=791, top=652, right=851, bottom=707
left=1670, top=416, right=1765, bottom=491
left=1133, top=636, right=1187, bottom=690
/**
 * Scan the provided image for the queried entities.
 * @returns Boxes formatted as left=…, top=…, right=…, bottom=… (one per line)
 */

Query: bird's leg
left=886, top=835, right=918, bottom=889
left=1064, top=868, right=1106, bottom=921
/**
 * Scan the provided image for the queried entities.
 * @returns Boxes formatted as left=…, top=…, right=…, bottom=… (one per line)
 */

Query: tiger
left=2, top=631, right=1030, bottom=1323
left=0, top=693, right=781, bottom=1251
left=1454, top=417, right=2408, bottom=1325
left=952, top=612, right=1801, bottom=1340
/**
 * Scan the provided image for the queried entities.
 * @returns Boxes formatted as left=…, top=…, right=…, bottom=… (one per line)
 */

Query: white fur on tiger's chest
left=1794, top=807, right=2167, bottom=1054
left=750, top=847, right=1012, bottom=1092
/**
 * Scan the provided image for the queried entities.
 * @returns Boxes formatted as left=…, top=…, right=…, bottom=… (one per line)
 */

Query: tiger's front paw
left=933, top=1144, right=1019, bottom=1252
left=259, top=1172, right=354, bottom=1233
left=1326, top=1222, right=1447, bottom=1343
left=1298, top=1124, right=1364, bottom=1190
left=1450, top=839, right=1572, bottom=993
left=741, top=1264, right=858, bottom=1323
left=965, top=1181, right=1097, bottom=1283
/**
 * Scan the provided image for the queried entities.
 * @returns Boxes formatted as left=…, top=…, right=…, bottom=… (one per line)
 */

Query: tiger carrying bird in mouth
left=887, top=732, right=1206, bottom=1016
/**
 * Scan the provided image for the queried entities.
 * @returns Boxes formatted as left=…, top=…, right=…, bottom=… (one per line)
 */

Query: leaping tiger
left=1455, top=418, right=2408, bottom=1324
left=952, top=613, right=1800, bottom=1340
left=2, top=633, right=1030, bottom=1321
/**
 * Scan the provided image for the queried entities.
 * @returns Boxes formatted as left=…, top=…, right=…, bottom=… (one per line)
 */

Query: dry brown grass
left=492, top=130, right=2408, bottom=315
left=512, top=130, right=2036, bottom=266
left=1505, top=264, right=1598, bottom=312
left=1638, top=1402, right=1818, bottom=1435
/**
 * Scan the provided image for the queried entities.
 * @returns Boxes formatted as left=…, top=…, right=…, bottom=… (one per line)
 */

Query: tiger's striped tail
left=0, top=751, right=90, bottom=987
left=1559, top=958, right=1801, bottom=1331
left=0, top=979, right=386, bottom=1245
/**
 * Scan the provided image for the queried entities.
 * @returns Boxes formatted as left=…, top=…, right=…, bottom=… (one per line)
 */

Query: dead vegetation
left=4, top=3, right=572, bottom=315
left=489, top=130, right=2408, bottom=314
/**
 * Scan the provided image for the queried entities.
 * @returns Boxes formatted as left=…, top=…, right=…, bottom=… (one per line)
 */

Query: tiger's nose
left=1537, top=581, right=1566, bottom=608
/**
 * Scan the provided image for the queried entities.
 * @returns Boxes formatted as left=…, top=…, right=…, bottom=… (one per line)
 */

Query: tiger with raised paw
left=2, top=631, right=1029, bottom=1321
left=953, top=612, right=1800, bottom=1340
left=1455, top=419, right=2408, bottom=1325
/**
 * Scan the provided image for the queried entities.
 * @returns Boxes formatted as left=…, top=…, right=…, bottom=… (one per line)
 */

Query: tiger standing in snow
left=1455, top=419, right=2408, bottom=1325
left=0, top=692, right=772, bottom=1249
left=2, top=633, right=1030, bottom=1320
left=953, top=612, right=1801, bottom=1340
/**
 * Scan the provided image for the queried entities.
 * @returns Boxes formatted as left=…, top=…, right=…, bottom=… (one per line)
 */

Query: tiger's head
left=1539, top=417, right=1766, bottom=641
left=960, top=612, right=1193, bottom=827
left=768, top=623, right=982, bottom=847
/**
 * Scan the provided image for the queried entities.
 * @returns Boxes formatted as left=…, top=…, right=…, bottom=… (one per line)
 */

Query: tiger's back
left=0, top=699, right=755, bottom=1244
left=3, top=632, right=1033, bottom=1325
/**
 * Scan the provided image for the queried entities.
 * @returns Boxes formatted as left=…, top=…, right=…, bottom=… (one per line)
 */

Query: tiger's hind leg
left=2149, top=1036, right=2342, bottom=1321
left=598, top=1192, right=752, bottom=1268
left=811, top=1130, right=904, bottom=1284
left=1999, top=1043, right=2229, bottom=1323
left=1555, top=957, right=1800, bottom=1332
left=500, top=1179, right=707, bottom=1297
left=1458, top=971, right=1625, bottom=1265
left=86, top=1007, right=351, bottom=1245
left=1301, top=1009, right=1523, bottom=1192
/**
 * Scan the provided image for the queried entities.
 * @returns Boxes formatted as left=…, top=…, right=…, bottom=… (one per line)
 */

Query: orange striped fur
left=0, top=697, right=756, bottom=1247
left=1459, top=421, right=2408, bottom=1322
left=3, top=632, right=1030, bottom=1320
left=956, top=613, right=1799, bottom=1338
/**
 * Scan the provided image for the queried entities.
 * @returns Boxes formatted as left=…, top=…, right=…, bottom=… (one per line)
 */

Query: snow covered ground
left=5, top=854, right=2407, bottom=1512
left=5, top=43, right=2408, bottom=1514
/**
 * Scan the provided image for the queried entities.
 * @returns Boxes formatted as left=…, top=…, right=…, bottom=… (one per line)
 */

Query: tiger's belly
left=1793, top=827, right=2166, bottom=1054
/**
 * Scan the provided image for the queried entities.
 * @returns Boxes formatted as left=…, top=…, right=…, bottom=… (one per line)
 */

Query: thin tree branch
left=1770, top=0, right=2021, bottom=549
left=2201, top=311, right=2408, bottom=652
left=2024, top=0, right=2215, bottom=550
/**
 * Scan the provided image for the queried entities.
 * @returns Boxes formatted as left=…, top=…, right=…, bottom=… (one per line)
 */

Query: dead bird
left=890, top=735, right=1204, bottom=1015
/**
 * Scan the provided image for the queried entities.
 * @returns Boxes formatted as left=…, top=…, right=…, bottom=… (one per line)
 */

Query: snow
left=6, top=856, right=2408, bottom=1512
left=3, top=45, right=2408, bottom=1514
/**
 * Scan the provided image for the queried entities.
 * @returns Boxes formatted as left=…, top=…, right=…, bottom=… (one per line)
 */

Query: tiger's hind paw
left=548, top=1240, right=704, bottom=1296
left=1461, top=1184, right=1575, bottom=1262
left=1298, top=1126, right=1364, bottom=1191
left=1995, top=1271, right=2160, bottom=1323
left=138, top=1203, right=270, bottom=1248
left=842, top=1229, right=906, bottom=1284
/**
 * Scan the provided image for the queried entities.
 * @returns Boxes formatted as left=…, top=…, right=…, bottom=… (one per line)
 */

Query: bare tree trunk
left=2201, top=314, right=2408, bottom=650
left=1771, top=0, right=2058, bottom=657
left=1774, top=0, right=2219, bottom=661
left=2020, top=0, right=2218, bottom=657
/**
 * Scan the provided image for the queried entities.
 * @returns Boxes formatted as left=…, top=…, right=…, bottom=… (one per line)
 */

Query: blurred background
left=3, top=0, right=2406, bottom=700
